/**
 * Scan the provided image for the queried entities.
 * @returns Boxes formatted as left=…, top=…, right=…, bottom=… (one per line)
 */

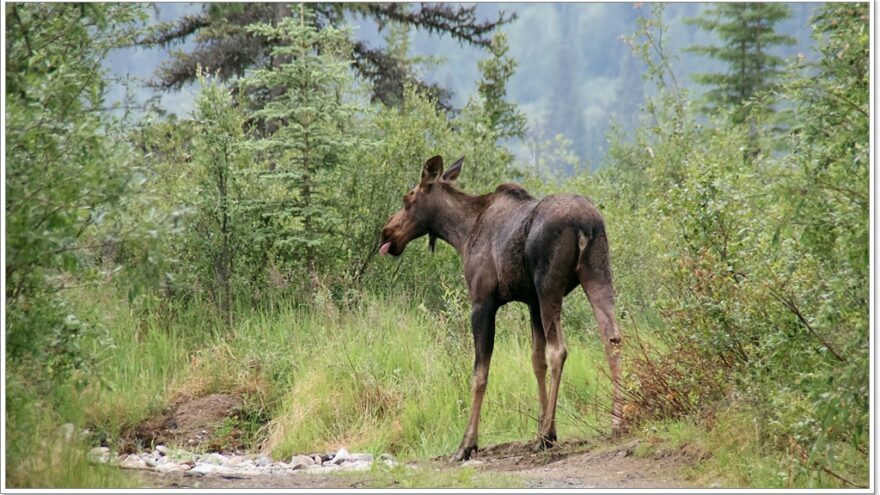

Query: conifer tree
left=239, top=4, right=359, bottom=290
left=459, top=32, right=527, bottom=186
left=477, top=32, right=527, bottom=142
left=686, top=3, right=796, bottom=123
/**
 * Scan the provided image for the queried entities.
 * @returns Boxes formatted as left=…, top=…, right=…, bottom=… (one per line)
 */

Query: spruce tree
left=476, top=32, right=527, bottom=142
left=458, top=32, right=527, bottom=186
left=686, top=3, right=796, bottom=123
left=239, top=4, right=359, bottom=290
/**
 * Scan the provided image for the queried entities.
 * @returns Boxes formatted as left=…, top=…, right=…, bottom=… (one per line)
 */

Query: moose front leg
left=452, top=301, right=497, bottom=462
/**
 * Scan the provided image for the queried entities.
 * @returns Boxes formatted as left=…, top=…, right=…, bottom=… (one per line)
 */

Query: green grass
left=179, top=295, right=612, bottom=459
left=5, top=288, right=614, bottom=488
left=5, top=371, right=132, bottom=488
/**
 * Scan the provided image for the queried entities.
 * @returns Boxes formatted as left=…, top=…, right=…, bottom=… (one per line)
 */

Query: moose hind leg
left=577, top=233, right=624, bottom=434
left=452, top=301, right=497, bottom=462
left=537, top=294, right=566, bottom=448
left=528, top=303, right=549, bottom=432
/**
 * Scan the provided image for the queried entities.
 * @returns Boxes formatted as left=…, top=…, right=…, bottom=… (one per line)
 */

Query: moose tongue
left=379, top=242, right=392, bottom=256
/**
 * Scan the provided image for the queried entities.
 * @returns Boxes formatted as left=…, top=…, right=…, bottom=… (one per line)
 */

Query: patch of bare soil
left=134, top=471, right=368, bottom=490
left=128, top=393, right=243, bottom=452
left=438, top=438, right=696, bottom=489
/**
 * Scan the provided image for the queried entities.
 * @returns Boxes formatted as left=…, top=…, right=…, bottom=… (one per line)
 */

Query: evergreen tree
left=686, top=3, right=796, bottom=123
left=476, top=32, right=527, bottom=142
left=459, top=32, right=528, bottom=186
left=239, top=5, right=361, bottom=291
left=139, top=3, right=514, bottom=110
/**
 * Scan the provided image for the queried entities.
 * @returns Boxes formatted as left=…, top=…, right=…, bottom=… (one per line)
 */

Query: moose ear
left=441, top=156, right=465, bottom=182
left=421, top=155, right=444, bottom=184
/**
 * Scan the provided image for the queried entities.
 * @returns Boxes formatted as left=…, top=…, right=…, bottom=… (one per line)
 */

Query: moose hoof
left=535, top=432, right=557, bottom=451
left=451, top=445, right=478, bottom=462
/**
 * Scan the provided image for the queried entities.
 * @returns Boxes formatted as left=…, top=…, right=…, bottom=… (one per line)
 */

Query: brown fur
left=379, top=156, right=623, bottom=461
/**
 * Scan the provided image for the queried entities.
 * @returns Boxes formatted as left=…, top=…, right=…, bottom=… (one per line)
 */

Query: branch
left=137, top=14, right=211, bottom=47
left=362, top=3, right=515, bottom=48
left=768, top=288, right=846, bottom=362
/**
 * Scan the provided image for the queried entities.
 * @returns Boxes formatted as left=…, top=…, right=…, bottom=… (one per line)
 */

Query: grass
left=176, top=295, right=612, bottom=459
left=5, top=288, right=613, bottom=488
left=10, top=286, right=863, bottom=489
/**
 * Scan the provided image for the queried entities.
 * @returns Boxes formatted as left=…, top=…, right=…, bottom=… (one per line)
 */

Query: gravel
left=102, top=444, right=398, bottom=478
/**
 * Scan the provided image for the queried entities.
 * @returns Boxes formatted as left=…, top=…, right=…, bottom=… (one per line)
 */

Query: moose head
left=378, top=155, right=464, bottom=257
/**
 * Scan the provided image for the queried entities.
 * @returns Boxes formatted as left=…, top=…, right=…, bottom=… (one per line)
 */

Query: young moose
left=379, top=155, right=623, bottom=461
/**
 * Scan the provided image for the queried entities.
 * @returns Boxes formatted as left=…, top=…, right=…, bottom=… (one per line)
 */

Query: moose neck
left=428, top=186, right=489, bottom=256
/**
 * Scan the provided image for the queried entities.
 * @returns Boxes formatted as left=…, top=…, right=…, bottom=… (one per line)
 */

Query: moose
left=379, top=155, right=623, bottom=461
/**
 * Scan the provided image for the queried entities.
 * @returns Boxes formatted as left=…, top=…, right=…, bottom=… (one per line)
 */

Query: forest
left=4, top=2, right=870, bottom=489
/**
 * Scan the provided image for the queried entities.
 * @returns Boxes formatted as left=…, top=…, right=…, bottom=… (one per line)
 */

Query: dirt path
left=461, top=438, right=693, bottom=489
left=132, top=438, right=694, bottom=489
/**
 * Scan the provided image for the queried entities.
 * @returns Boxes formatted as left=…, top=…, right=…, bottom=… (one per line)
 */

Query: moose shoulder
left=379, top=155, right=623, bottom=461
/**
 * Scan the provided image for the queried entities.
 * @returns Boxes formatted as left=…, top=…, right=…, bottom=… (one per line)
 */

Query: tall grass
left=178, top=295, right=612, bottom=459
left=6, top=287, right=616, bottom=487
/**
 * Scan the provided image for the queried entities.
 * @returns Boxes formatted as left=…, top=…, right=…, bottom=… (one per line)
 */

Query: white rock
left=331, top=448, right=351, bottom=464
left=313, top=455, right=323, bottom=464
left=255, top=455, right=272, bottom=467
left=143, top=456, right=158, bottom=468
left=155, top=445, right=169, bottom=455
left=59, top=423, right=75, bottom=442
left=225, top=455, right=247, bottom=467
left=189, top=464, right=236, bottom=476
left=205, top=453, right=229, bottom=465
left=340, top=460, right=372, bottom=471
left=352, top=453, right=374, bottom=462
left=156, top=463, right=191, bottom=474
left=289, top=455, right=315, bottom=469
left=88, top=447, right=110, bottom=464
left=120, top=455, right=150, bottom=470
